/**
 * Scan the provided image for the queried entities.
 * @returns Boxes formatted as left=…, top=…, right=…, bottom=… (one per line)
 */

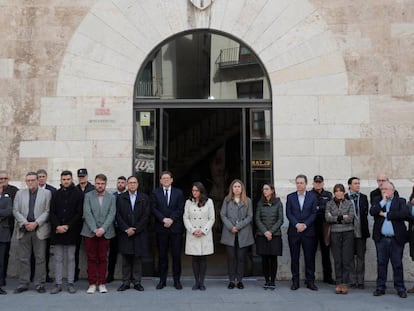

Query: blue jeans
left=375, top=237, right=405, bottom=292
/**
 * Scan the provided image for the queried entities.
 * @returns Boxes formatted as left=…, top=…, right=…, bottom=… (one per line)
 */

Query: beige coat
left=183, top=198, right=215, bottom=256
left=13, top=187, right=51, bottom=240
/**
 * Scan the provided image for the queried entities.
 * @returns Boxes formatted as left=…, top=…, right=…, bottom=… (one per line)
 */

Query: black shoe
left=373, top=289, right=385, bottom=296
left=106, top=275, right=114, bottom=284
left=14, top=286, right=28, bottom=294
left=290, top=281, right=299, bottom=290
left=192, top=284, right=199, bottom=290
left=199, top=285, right=206, bottom=291
left=349, top=283, right=357, bottom=288
left=263, top=281, right=270, bottom=290
left=45, top=276, right=53, bottom=283
left=174, top=281, right=183, bottom=290
left=156, top=282, right=166, bottom=290
left=0, top=287, right=7, bottom=295
left=268, top=282, right=276, bottom=290
left=134, top=284, right=144, bottom=291
left=306, top=282, right=318, bottom=291
left=398, top=291, right=407, bottom=298
left=36, top=285, right=46, bottom=293
left=237, top=282, right=244, bottom=289
left=117, top=283, right=130, bottom=291
left=357, top=284, right=365, bottom=289
left=227, top=282, right=235, bottom=289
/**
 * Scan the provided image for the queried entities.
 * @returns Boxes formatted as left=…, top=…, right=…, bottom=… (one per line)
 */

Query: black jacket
left=49, top=183, right=84, bottom=245
left=345, top=192, right=370, bottom=238
left=116, top=191, right=150, bottom=255
left=370, top=194, right=408, bottom=245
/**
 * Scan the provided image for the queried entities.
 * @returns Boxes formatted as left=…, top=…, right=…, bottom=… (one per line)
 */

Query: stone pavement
left=1, top=278, right=413, bottom=311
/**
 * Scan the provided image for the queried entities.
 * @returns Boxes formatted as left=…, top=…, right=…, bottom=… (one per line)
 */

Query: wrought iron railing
left=136, top=79, right=163, bottom=97
left=215, top=47, right=257, bottom=68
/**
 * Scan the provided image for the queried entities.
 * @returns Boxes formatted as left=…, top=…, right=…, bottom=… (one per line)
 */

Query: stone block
left=370, top=96, right=414, bottom=124
left=274, top=156, right=319, bottom=179
left=0, top=58, right=14, bottom=78
left=19, top=141, right=93, bottom=158
left=274, top=139, right=315, bottom=156
left=392, top=156, right=414, bottom=179
left=319, top=95, right=370, bottom=124
left=345, top=138, right=374, bottom=156
left=86, top=127, right=132, bottom=140
left=84, top=157, right=131, bottom=183
left=57, top=75, right=132, bottom=96
left=314, top=139, right=345, bottom=156
left=93, top=140, right=132, bottom=158
left=273, top=96, right=318, bottom=125
left=56, top=126, right=87, bottom=140
left=319, top=155, right=351, bottom=179
left=391, top=23, right=414, bottom=38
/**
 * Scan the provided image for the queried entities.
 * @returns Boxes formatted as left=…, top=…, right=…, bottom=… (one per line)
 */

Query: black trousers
left=314, top=218, right=333, bottom=280
left=192, top=255, right=207, bottom=286
left=226, top=237, right=248, bottom=282
left=156, top=231, right=182, bottom=283
left=121, top=254, right=142, bottom=284
left=107, top=236, right=119, bottom=279
left=330, top=230, right=354, bottom=284
left=262, top=255, right=278, bottom=283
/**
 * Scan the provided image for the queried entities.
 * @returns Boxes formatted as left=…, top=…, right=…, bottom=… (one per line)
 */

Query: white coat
left=183, top=198, right=215, bottom=256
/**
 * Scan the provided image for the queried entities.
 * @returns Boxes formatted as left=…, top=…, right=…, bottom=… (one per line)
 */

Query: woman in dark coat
left=116, top=176, right=149, bottom=291
left=255, top=183, right=283, bottom=290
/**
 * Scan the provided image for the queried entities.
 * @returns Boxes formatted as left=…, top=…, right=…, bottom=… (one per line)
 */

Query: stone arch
left=56, top=0, right=347, bottom=97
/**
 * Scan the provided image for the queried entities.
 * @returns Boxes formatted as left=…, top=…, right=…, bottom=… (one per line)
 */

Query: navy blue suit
left=151, top=187, right=184, bottom=284
left=370, top=194, right=408, bottom=292
left=286, top=191, right=317, bottom=283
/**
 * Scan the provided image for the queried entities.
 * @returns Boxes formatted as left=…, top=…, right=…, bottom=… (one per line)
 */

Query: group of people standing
left=1, top=169, right=414, bottom=298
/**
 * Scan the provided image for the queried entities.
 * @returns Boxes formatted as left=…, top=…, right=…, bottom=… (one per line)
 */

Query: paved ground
left=1, top=278, right=414, bottom=311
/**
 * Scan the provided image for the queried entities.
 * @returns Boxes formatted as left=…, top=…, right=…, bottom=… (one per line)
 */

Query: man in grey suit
left=13, top=172, right=51, bottom=294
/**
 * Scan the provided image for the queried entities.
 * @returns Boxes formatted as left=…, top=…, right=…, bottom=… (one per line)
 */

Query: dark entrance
left=133, top=29, right=273, bottom=277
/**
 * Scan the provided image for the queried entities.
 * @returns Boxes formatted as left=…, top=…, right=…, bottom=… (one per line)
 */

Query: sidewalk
left=1, top=278, right=413, bottom=311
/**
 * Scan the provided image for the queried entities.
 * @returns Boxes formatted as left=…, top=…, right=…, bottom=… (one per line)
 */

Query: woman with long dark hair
left=255, top=183, right=283, bottom=290
left=183, top=182, right=215, bottom=290
left=220, top=179, right=254, bottom=289
left=325, top=184, right=355, bottom=294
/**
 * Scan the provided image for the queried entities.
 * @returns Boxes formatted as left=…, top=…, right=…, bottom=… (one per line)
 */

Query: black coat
left=345, top=192, right=370, bottom=238
left=49, top=184, right=84, bottom=245
left=151, top=187, right=184, bottom=234
left=116, top=191, right=150, bottom=256
left=370, top=194, right=408, bottom=246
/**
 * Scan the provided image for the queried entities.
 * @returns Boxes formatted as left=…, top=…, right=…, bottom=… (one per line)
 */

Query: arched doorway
left=133, top=30, right=273, bottom=276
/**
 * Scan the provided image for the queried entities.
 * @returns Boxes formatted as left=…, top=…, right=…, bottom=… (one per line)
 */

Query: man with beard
left=49, top=170, right=83, bottom=294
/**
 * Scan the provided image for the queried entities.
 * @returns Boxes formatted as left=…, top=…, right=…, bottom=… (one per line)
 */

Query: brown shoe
left=407, top=286, right=414, bottom=294
left=341, top=284, right=348, bottom=294
left=335, top=285, right=342, bottom=294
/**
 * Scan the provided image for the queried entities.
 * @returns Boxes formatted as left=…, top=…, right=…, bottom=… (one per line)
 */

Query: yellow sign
left=140, top=112, right=151, bottom=126
left=251, top=160, right=271, bottom=169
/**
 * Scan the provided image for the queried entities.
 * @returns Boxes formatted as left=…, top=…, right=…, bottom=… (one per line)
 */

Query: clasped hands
left=93, top=227, right=105, bottom=237
left=24, top=222, right=38, bottom=232
left=163, top=217, right=174, bottom=228
left=193, top=229, right=205, bottom=237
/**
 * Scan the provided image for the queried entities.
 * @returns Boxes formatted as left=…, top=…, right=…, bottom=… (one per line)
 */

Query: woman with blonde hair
left=220, top=179, right=254, bottom=289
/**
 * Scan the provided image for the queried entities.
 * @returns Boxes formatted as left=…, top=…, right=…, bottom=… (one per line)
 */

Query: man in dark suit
left=36, top=169, right=56, bottom=283
left=286, top=174, right=318, bottom=291
left=116, top=176, right=149, bottom=292
left=151, top=171, right=184, bottom=290
left=0, top=182, right=13, bottom=294
left=370, top=181, right=409, bottom=298
left=345, top=177, right=370, bottom=289
left=370, top=173, right=399, bottom=204
left=0, top=170, right=18, bottom=284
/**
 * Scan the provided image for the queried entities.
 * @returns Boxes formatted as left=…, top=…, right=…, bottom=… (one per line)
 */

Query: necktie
left=165, top=188, right=169, bottom=205
left=352, top=194, right=358, bottom=215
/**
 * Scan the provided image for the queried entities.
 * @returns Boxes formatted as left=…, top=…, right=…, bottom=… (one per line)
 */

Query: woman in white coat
left=183, top=182, right=215, bottom=290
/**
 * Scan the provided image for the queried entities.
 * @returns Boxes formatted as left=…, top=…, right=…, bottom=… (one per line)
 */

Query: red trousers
left=84, top=236, right=110, bottom=285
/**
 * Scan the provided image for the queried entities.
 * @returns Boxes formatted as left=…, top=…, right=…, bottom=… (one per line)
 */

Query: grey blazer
left=0, top=194, right=13, bottom=242
left=13, top=187, right=51, bottom=240
left=220, top=197, right=254, bottom=248
left=81, top=190, right=116, bottom=239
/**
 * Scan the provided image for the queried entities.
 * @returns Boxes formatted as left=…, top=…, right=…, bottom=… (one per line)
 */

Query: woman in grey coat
left=325, top=184, right=355, bottom=295
left=255, top=183, right=283, bottom=290
left=220, top=179, right=254, bottom=289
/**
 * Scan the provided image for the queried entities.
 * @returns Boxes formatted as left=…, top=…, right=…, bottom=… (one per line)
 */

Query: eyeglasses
left=0, top=177, right=8, bottom=180
left=377, top=179, right=387, bottom=182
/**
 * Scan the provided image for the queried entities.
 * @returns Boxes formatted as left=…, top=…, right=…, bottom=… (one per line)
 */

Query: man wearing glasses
left=370, top=173, right=398, bottom=205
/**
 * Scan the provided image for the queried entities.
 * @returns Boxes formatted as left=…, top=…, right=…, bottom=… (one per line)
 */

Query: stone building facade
left=1, top=0, right=414, bottom=280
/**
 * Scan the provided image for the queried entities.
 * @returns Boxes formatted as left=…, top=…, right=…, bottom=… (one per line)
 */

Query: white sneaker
left=86, top=285, right=96, bottom=294
left=98, top=284, right=108, bottom=293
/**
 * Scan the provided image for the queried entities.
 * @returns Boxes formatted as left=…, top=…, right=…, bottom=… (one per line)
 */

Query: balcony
left=136, top=78, right=163, bottom=98
left=215, top=47, right=258, bottom=69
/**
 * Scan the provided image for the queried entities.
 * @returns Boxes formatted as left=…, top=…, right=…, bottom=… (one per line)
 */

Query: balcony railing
left=136, top=79, right=163, bottom=97
left=215, top=47, right=257, bottom=68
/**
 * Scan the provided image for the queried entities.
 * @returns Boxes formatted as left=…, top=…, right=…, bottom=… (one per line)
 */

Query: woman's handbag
left=323, top=222, right=331, bottom=246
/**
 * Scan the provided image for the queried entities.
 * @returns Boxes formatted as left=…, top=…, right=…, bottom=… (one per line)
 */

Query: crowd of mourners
left=0, top=169, right=414, bottom=299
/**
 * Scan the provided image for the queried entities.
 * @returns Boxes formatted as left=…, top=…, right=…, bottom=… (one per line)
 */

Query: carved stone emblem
left=189, top=0, right=215, bottom=10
